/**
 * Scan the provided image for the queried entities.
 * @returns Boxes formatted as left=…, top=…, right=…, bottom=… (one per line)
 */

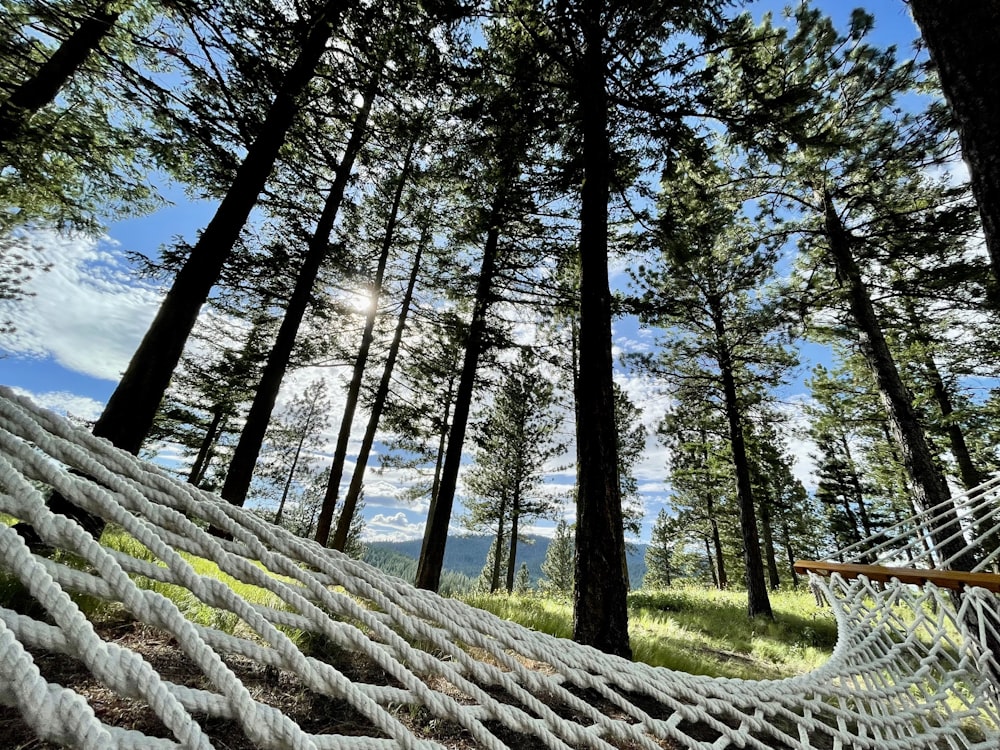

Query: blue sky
left=0, top=1, right=924, bottom=544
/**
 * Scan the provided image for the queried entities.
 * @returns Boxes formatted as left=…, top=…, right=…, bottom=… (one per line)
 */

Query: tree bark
left=315, top=134, right=415, bottom=543
left=571, top=0, right=631, bottom=657
left=331, top=230, right=426, bottom=550
left=822, top=190, right=975, bottom=570
left=909, top=0, right=1000, bottom=292
left=93, top=0, right=348, bottom=455
left=710, top=304, right=772, bottom=618
left=0, top=1, right=120, bottom=160
left=415, top=195, right=505, bottom=591
left=221, top=70, right=378, bottom=509
left=840, top=434, right=874, bottom=539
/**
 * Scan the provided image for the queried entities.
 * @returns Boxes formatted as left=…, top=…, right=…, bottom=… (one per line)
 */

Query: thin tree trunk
left=822, top=190, right=975, bottom=570
left=710, top=513, right=727, bottom=590
left=781, top=519, right=800, bottom=588
left=222, top=69, right=379, bottom=510
left=273, top=435, right=306, bottom=525
left=839, top=434, right=874, bottom=539
left=188, top=406, right=225, bottom=485
left=319, top=136, right=417, bottom=542
left=93, top=0, right=347, bottom=455
left=491, top=506, right=506, bottom=593
left=909, top=0, right=1000, bottom=292
left=330, top=229, right=427, bottom=550
left=704, top=535, right=718, bottom=588
left=0, top=1, right=120, bottom=159
left=701, top=438, right=728, bottom=590
left=415, top=193, right=505, bottom=591
left=759, top=495, right=781, bottom=590
left=572, top=0, right=631, bottom=658
left=924, top=351, right=985, bottom=490
left=506, top=491, right=520, bottom=593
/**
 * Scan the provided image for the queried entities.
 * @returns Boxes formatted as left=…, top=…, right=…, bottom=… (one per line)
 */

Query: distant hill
left=365, top=534, right=648, bottom=590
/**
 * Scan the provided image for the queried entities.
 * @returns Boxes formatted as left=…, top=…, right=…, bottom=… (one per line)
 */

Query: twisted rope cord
left=0, top=386, right=998, bottom=750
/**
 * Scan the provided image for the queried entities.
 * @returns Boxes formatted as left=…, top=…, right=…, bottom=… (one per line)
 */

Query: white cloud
left=8, top=386, right=103, bottom=422
left=1, top=230, right=164, bottom=380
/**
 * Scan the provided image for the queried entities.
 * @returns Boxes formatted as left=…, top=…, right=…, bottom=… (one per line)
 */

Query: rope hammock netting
left=0, top=385, right=998, bottom=750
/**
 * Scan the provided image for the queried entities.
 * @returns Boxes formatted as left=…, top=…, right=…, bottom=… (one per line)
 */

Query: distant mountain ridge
left=366, top=534, right=648, bottom=589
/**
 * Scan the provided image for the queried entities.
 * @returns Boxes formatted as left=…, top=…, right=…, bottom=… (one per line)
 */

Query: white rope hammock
left=0, top=385, right=997, bottom=750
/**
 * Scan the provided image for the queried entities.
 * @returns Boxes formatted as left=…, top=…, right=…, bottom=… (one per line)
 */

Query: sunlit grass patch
left=463, top=585, right=838, bottom=680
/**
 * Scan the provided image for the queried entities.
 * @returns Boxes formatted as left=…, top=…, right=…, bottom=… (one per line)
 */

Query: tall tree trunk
left=222, top=69, right=378, bottom=509
left=93, top=0, right=347, bottom=455
left=0, top=1, right=120, bottom=160
left=330, top=229, right=426, bottom=550
left=315, top=135, right=415, bottom=542
left=711, top=306, right=772, bottom=618
left=759, top=495, right=781, bottom=590
left=822, top=190, right=975, bottom=570
left=415, top=194, right=505, bottom=591
left=188, top=406, right=225, bottom=485
left=429, top=377, right=456, bottom=510
left=571, top=0, right=631, bottom=658
left=909, top=0, right=1000, bottom=293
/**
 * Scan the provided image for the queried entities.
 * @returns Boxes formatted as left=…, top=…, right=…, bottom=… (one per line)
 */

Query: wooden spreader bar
left=794, top=560, right=1000, bottom=593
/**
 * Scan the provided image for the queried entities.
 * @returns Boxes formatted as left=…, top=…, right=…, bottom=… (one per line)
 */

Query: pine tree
left=540, top=519, right=574, bottom=597
left=475, top=537, right=508, bottom=594
left=644, top=509, right=680, bottom=589
left=0, top=0, right=160, bottom=231
left=514, top=563, right=531, bottom=594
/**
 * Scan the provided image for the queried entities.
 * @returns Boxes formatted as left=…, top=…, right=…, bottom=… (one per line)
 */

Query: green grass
left=461, top=585, right=839, bottom=680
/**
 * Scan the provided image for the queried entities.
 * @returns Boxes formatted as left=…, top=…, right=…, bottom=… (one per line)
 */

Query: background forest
left=2, top=0, right=1000, bottom=656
